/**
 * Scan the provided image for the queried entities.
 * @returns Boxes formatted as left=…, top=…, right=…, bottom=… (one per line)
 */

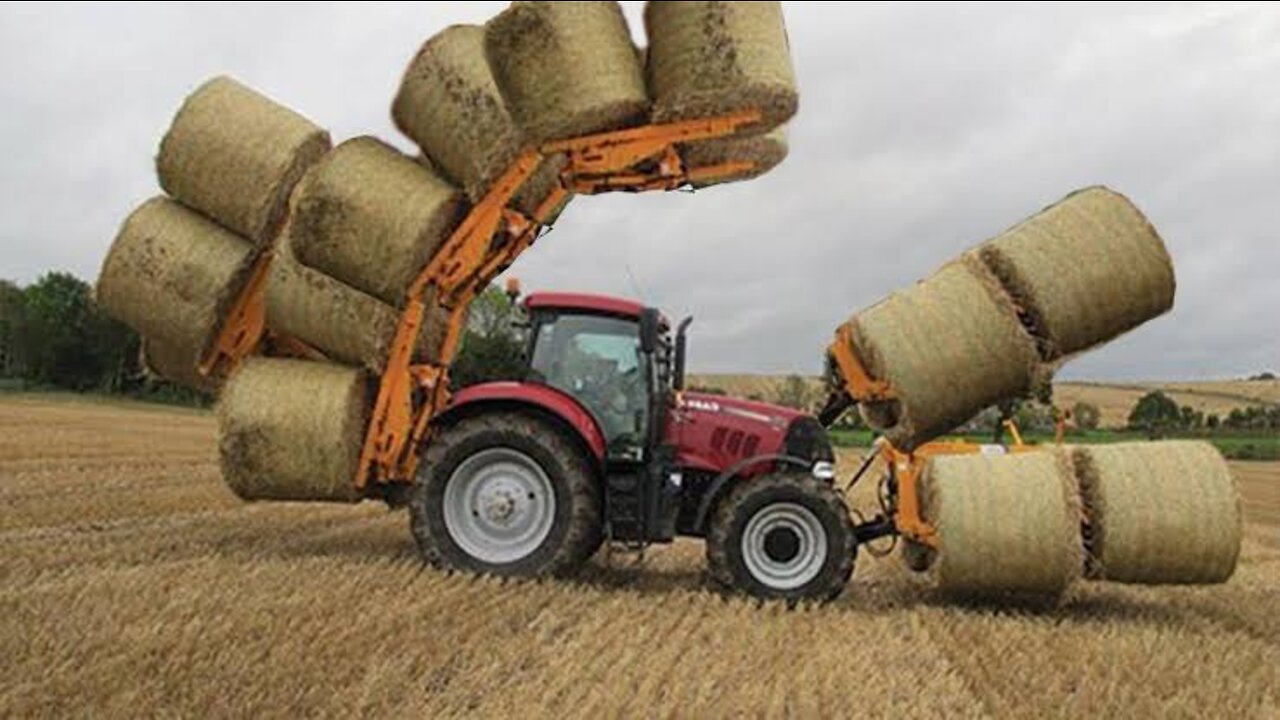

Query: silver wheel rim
left=443, top=448, right=556, bottom=565
left=741, top=502, right=828, bottom=591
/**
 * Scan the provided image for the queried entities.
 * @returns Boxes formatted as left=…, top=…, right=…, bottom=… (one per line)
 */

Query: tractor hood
left=671, top=391, right=833, bottom=474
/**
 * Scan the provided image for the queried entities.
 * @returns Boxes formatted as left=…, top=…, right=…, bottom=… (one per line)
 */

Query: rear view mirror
left=639, top=308, right=659, bottom=354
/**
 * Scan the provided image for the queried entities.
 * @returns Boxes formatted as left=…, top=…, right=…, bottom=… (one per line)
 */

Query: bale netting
left=1072, top=441, right=1241, bottom=585
left=681, top=126, right=788, bottom=188
left=217, top=358, right=369, bottom=502
left=975, top=186, right=1175, bottom=360
left=265, top=242, right=449, bottom=372
left=645, top=1, right=798, bottom=134
left=141, top=338, right=217, bottom=394
left=157, top=76, right=331, bottom=243
left=922, top=450, right=1082, bottom=597
left=96, top=197, right=256, bottom=374
left=288, top=136, right=466, bottom=306
left=485, top=1, right=648, bottom=143
left=844, top=261, right=1039, bottom=450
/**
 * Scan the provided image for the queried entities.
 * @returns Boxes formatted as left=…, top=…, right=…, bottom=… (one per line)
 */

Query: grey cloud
left=1, top=1, right=1275, bottom=381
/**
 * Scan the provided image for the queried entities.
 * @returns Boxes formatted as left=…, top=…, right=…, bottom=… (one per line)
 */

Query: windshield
left=528, top=313, right=649, bottom=459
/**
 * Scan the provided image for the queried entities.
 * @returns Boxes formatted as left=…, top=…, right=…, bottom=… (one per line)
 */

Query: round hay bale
left=140, top=337, right=217, bottom=394
left=485, top=1, right=649, bottom=143
left=1071, top=441, right=1241, bottom=585
left=96, top=197, right=256, bottom=373
left=975, top=187, right=1175, bottom=360
left=846, top=261, right=1039, bottom=450
left=393, top=24, right=524, bottom=202
left=681, top=125, right=788, bottom=188
left=923, top=450, right=1082, bottom=596
left=157, top=76, right=331, bottom=243
left=288, top=136, right=466, bottom=307
left=645, top=1, right=797, bottom=133
left=217, top=358, right=369, bottom=502
left=266, top=241, right=449, bottom=372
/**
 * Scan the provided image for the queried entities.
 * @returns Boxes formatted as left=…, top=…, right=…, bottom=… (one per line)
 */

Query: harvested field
left=2, top=395, right=1278, bottom=716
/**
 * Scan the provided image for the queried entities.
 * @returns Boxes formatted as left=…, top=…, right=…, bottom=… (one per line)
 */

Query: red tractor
left=409, top=289, right=866, bottom=601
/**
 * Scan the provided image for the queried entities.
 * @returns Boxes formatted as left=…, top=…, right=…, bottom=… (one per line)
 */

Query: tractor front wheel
left=410, top=412, right=602, bottom=578
left=707, top=472, right=855, bottom=602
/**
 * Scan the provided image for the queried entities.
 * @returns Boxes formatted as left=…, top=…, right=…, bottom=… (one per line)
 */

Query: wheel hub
left=443, top=448, right=556, bottom=565
left=741, top=502, right=828, bottom=591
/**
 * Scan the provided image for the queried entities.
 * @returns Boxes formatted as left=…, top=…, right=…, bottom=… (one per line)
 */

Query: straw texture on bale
left=140, top=338, right=217, bottom=394
left=976, top=187, right=1175, bottom=360
left=157, top=76, right=331, bottom=243
left=217, top=358, right=369, bottom=502
left=265, top=242, right=448, bottom=371
left=393, top=25, right=524, bottom=202
left=1072, top=441, right=1240, bottom=585
left=486, top=1, right=649, bottom=142
left=681, top=126, right=788, bottom=187
left=846, top=261, right=1039, bottom=450
left=97, top=197, right=256, bottom=369
left=288, top=137, right=465, bottom=306
left=922, top=451, right=1082, bottom=596
left=645, top=1, right=798, bottom=133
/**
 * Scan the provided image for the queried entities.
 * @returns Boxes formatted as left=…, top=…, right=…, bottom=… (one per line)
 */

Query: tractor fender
left=693, top=453, right=815, bottom=533
left=438, top=382, right=608, bottom=463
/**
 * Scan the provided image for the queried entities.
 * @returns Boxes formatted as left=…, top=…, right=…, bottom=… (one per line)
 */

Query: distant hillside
left=688, top=374, right=1280, bottom=428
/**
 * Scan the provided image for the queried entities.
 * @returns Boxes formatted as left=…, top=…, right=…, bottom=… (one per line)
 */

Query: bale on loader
left=644, top=1, right=798, bottom=134
left=266, top=242, right=449, bottom=372
left=844, top=261, right=1040, bottom=450
left=217, top=358, right=369, bottom=502
left=922, top=450, right=1082, bottom=596
left=288, top=136, right=466, bottom=307
left=1072, top=441, right=1240, bottom=585
left=681, top=126, right=788, bottom=187
left=486, top=1, right=648, bottom=142
left=96, top=197, right=256, bottom=380
left=975, top=187, right=1175, bottom=360
left=393, top=26, right=553, bottom=208
left=140, top=338, right=217, bottom=394
left=157, top=76, right=331, bottom=243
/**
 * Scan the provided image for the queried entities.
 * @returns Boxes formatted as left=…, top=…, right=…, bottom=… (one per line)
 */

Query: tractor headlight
left=811, top=461, right=836, bottom=481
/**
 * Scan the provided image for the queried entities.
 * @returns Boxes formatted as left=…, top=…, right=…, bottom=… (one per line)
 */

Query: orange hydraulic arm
left=354, top=109, right=765, bottom=489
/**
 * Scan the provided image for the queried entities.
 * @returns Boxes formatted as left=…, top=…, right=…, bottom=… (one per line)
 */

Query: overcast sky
left=1, top=2, right=1276, bottom=380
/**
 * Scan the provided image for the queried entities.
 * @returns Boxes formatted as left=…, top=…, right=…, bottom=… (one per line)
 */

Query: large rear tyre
left=707, top=472, right=855, bottom=602
left=410, top=412, right=602, bottom=578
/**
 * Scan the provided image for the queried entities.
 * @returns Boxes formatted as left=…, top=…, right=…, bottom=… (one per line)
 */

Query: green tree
left=18, top=272, right=137, bottom=391
left=1206, top=413, right=1220, bottom=430
left=1128, top=390, right=1181, bottom=437
left=449, top=286, right=526, bottom=389
left=773, top=374, right=813, bottom=411
left=1072, top=401, right=1101, bottom=431
left=0, top=279, right=26, bottom=377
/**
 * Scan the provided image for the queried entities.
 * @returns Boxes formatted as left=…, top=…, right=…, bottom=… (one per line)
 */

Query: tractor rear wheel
left=410, top=411, right=602, bottom=578
left=707, top=472, right=855, bottom=602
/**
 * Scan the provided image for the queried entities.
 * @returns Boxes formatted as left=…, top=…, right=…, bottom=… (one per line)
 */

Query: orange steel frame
left=197, top=109, right=765, bottom=491
left=827, top=333, right=1037, bottom=549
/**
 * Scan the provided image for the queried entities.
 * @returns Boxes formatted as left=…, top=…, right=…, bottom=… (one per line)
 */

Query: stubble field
left=2, top=395, right=1277, bottom=717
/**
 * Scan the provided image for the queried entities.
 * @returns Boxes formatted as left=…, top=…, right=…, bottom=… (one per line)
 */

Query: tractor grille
left=711, top=426, right=761, bottom=458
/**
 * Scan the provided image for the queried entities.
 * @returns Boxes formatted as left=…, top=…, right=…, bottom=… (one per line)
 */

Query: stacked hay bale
left=834, top=186, right=1174, bottom=449
left=840, top=261, right=1040, bottom=450
left=920, top=450, right=1082, bottom=597
left=217, top=358, right=370, bottom=502
left=645, top=1, right=796, bottom=186
left=98, top=198, right=258, bottom=390
left=973, top=187, right=1175, bottom=360
left=486, top=1, right=649, bottom=142
left=97, top=77, right=331, bottom=392
left=1071, top=441, right=1240, bottom=584
left=393, top=24, right=566, bottom=217
left=266, top=136, right=458, bottom=371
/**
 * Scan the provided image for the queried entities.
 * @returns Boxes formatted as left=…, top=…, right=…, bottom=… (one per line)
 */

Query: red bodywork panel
left=446, top=382, right=608, bottom=460
left=523, top=291, right=668, bottom=326
left=665, top=391, right=804, bottom=477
